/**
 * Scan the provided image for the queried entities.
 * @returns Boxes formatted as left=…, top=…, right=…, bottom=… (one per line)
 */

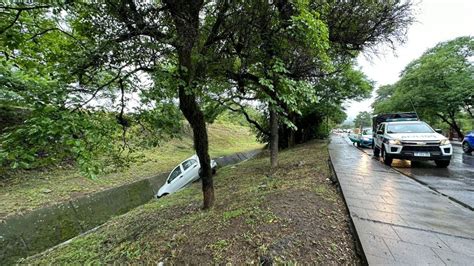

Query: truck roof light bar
left=385, top=118, right=419, bottom=122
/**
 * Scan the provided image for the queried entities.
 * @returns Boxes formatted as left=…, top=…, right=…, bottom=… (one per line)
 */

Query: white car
left=156, top=155, right=217, bottom=198
left=373, top=120, right=452, bottom=167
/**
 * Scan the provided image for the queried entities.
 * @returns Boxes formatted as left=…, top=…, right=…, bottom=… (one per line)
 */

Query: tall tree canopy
left=0, top=0, right=413, bottom=208
left=373, top=36, right=474, bottom=138
left=353, top=111, right=372, bottom=129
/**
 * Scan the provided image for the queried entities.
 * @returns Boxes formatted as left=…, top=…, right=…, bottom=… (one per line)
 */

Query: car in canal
left=373, top=113, right=452, bottom=168
left=156, top=155, right=217, bottom=198
left=462, top=131, right=474, bottom=154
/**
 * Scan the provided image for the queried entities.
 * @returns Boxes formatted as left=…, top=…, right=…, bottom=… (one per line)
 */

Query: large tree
left=373, top=36, right=474, bottom=138
left=353, top=111, right=372, bottom=129
left=0, top=0, right=414, bottom=209
left=218, top=1, right=412, bottom=152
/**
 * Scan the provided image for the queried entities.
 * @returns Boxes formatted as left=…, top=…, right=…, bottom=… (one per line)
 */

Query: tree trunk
left=178, top=87, right=214, bottom=209
left=288, top=112, right=295, bottom=148
left=450, top=118, right=464, bottom=140
left=436, top=112, right=464, bottom=140
left=165, top=0, right=214, bottom=209
left=270, top=106, right=279, bottom=168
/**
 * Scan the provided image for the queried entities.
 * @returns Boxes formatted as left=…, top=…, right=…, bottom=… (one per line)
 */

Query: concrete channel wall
left=0, top=149, right=261, bottom=264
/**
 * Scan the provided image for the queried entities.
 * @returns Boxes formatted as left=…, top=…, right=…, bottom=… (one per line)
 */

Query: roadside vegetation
left=24, top=141, right=358, bottom=264
left=1, top=1, right=414, bottom=208
left=0, top=120, right=262, bottom=218
left=372, top=36, right=473, bottom=138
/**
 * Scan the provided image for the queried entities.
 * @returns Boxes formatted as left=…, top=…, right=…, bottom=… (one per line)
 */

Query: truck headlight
left=388, top=139, right=401, bottom=145
left=440, top=139, right=450, bottom=145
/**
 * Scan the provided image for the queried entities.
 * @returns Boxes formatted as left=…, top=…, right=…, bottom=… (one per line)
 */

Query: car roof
left=181, top=155, right=198, bottom=164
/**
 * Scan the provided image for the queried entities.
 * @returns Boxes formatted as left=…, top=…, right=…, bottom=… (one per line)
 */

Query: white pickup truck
left=373, top=114, right=452, bottom=167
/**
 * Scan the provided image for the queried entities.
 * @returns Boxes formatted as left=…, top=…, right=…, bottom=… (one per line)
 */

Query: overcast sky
left=344, top=0, right=474, bottom=122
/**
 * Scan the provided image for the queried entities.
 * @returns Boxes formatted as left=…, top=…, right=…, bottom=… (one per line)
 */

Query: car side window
left=182, top=159, right=197, bottom=171
left=168, top=166, right=182, bottom=183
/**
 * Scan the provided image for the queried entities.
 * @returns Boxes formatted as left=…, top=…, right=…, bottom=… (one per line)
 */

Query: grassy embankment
left=25, top=140, right=358, bottom=264
left=0, top=122, right=263, bottom=218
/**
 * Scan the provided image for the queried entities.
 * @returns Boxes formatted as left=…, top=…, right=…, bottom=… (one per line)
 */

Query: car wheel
left=462, top=141, right=473, bottom=153
left=157, top=193, right=168, bottom=199
left=435, top=160, right=450, bottom=168
left=356, top=142, right=360, bottom=147
left=212, top=168, right=216, bottom=175
left=382, top=147, right=393, bottom=166
left=374, top=145, right=380, bottom=157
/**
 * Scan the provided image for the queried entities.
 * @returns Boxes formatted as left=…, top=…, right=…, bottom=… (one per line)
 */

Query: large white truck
left=372, top=113, right=452, bottom=167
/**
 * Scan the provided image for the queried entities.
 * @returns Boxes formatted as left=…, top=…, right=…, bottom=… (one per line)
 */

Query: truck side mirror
left=377, top=130, right=383, bottom=134
left=435, top=129, right=442, bottom=134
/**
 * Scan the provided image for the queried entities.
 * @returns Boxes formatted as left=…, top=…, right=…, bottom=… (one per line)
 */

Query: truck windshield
left=387, top=123, right=434, bottom=134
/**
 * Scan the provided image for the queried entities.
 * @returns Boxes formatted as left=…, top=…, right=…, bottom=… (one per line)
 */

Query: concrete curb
left=0, top=149, right=262, bottom=264
left=327, top=149, right=368, bottom=265
left=329, top=135, right=474, bottom=265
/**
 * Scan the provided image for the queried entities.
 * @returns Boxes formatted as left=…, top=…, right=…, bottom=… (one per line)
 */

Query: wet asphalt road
left=343, top=135, right=474, bottom=210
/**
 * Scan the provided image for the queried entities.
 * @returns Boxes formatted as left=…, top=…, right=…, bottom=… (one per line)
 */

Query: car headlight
left=440, top=139, right=450, bottom=145
left=388, top=139, right=401, bottom=145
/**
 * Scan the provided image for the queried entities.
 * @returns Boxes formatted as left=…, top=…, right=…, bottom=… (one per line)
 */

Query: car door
left=181, top=158, right=199, bottom=184
left=167, top=165, right=185, bottom=193
left=376, top=124, right=385, bottom=148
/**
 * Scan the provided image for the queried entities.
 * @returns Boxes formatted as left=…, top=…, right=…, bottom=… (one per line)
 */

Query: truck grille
left=401, top=141, right=440, bottom=145
left=401, top=146, right=440, bottom=152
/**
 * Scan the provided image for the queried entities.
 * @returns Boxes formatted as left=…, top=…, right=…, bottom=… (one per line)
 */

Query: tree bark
left=270, top=106, right=279, bottom=168
left=449, top=116, right=464, bottom=140
left=288, top=111, right=296, bottom=148
left=435, top=113, right=464, bottom=140
left=165, top=0, right=214, bottom=209
left=178, top=87, right=214, bottom=209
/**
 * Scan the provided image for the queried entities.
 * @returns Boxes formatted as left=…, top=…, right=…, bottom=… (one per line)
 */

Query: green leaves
left=291, top=3, right=331, bottom=71
left=374, top=36, right=474, bottom=134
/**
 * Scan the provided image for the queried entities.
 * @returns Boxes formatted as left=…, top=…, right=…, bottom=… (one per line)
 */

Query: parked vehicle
left=156, top=155, right=217, bottom=198
left=348, top=128, right=373, bottom=147
left=348, top=133, right=359, bottom=144
left=357, top=128, right=373, bottom=148
left=372, top=113, right=452, bottom=167
left=462, top=131, right=474, bottom=154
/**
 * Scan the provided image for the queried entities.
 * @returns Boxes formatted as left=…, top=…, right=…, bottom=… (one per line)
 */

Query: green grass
left=23, top=140, right=358, bottom=264
left=0, top=122, right=263, bottom=218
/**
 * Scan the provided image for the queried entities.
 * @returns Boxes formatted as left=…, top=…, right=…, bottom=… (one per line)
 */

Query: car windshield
left=362, top=129, right=372, bottom=135
left=387, top=123, right=434, bottom=134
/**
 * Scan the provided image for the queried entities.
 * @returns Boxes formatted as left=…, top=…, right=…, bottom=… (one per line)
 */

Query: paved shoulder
left=329, top=135, right=474, bottom=265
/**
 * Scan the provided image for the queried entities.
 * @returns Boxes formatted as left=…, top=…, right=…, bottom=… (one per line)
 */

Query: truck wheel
left=382, top=148, right=393, bottom=166
left=435, top=160, right=450, bottom=168
left=463, top=142, right=472, bottom=154
left=374, top=145, right=380, bottom=157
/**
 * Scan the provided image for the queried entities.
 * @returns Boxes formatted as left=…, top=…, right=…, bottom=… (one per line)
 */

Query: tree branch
left=0, top=10, right=21, bottom=34
left=216, top=98, right=270, bottom=136
left=27, top=27, right=85, bottom=48
left=0, top=5, right=51, bottom=11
